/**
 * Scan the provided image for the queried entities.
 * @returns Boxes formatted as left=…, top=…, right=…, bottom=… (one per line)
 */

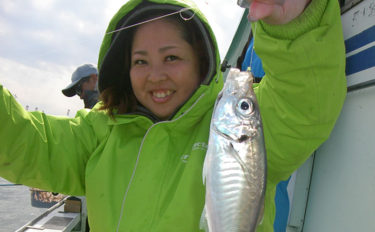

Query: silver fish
left=201, top=68, right=267, bottom=232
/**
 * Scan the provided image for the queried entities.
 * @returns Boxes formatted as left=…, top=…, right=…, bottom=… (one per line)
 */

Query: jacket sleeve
left=0, top=85, right=101, bottom=195
left=253, top=0, right=347, bottom=183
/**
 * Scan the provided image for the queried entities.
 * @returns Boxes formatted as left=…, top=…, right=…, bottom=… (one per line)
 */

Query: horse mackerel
left=201, top=68, right=267, bottom=232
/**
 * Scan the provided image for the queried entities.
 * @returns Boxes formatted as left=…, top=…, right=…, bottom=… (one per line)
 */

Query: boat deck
left=0, top=178, right=46, bottom=232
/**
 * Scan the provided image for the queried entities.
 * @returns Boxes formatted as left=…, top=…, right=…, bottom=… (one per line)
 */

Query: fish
left=201, top=68, right=267, bottom=232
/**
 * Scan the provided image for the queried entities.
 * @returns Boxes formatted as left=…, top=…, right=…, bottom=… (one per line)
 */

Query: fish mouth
left=238, top=135, right=250, bottom=142
left=213, top=126, right=250, bottom=143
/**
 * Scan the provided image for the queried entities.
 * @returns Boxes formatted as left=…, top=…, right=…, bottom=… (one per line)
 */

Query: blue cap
left=62, top=64, right=98, bottom=97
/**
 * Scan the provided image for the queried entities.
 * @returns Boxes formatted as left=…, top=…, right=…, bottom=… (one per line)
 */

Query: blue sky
left=0, top=0, right=244, bottom=116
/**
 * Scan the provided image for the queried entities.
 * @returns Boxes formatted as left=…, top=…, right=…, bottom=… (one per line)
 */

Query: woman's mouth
left=151, top=90, right=174, bottom=103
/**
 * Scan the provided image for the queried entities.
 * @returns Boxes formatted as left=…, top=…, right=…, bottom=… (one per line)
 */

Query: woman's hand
left=245, top=0, right=311, bottom=25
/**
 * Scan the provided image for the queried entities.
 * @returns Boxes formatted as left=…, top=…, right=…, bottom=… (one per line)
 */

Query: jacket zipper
left=115, top=93, right=206, bottom=232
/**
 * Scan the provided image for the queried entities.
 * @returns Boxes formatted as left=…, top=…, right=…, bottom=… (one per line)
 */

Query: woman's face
left=130, top=19, right=200, bottom=120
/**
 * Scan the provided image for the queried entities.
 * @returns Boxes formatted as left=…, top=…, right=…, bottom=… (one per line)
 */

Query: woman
left=0, top=0, right=346, bottom=231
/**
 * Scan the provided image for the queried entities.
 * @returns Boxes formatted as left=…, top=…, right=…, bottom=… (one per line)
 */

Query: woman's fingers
left=246, top=0, right=310, bottom=25
left=240, top=0, right=310, bottom=24
left=255, top=0, right=285, bottom=5
left=247, top=1, right=281, bottom=22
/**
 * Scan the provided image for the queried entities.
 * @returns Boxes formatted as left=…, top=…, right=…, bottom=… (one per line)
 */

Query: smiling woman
left=0, top=0, right=347, bottom=231
left=0, top=0, right=243, bottom=231
left=0, top=1, right=224, bottom=230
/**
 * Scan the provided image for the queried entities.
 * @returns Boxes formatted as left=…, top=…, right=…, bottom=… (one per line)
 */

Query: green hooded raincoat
left=0, top=0, right=346, bottom=231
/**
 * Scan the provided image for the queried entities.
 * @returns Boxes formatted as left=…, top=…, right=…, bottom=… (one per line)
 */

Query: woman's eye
left=165, top=55, right=178, bottom=62
left=133, top=59, right=146, bottom=65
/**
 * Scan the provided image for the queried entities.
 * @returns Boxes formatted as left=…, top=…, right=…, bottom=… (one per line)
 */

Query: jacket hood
left=97, top=0, right=223, bottom=120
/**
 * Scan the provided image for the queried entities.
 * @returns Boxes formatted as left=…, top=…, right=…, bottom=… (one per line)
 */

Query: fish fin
left=257, top=201, right=265, bottom=226
left=202, top=155, right=207, bottom=185
left=227, top=142, right=253, bottom=187
left=199, top=206, right=209, bottom=232
left=202, top=143, right=213, bottom=185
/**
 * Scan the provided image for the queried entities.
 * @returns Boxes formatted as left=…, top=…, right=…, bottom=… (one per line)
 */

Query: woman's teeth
left=153, top=90, right=172, bottom=98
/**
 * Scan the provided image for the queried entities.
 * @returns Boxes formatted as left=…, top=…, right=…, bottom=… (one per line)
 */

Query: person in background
left=62, top=64, right=99, bottom=109
left=0, top=0, right=347, bottom=231
left=63, top=63, right=98, bottom=231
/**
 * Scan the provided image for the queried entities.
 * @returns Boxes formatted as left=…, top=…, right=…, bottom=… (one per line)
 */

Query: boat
left=15, top=195, right=87, bottom=232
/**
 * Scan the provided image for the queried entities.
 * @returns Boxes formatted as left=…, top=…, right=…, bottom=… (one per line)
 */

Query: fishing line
left=248, top=22, right=258, bottom=72
left=106, top=7, right=195, bottom=35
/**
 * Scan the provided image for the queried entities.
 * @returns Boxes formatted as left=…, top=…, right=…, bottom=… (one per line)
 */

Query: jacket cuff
left=258, top=0, right=328, bottom=40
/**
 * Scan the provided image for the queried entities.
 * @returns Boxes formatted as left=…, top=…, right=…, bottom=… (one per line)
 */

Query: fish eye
left=241, top=101, right=249, bottom=110
left=236, top=98, right=253, bottom=116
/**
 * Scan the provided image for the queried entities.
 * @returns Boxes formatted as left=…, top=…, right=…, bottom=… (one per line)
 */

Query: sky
left=0, top=0, right=244, bottom=117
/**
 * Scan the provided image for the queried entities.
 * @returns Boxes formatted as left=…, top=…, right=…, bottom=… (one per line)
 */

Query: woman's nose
left=147, top=64, right=167, bottom=82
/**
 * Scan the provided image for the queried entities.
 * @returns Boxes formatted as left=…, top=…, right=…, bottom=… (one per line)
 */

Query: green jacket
left=0, top=0, right=346, bottom=231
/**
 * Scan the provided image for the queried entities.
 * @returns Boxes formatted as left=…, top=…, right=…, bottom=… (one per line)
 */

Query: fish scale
left=201, top=68, right=267, bottom=232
